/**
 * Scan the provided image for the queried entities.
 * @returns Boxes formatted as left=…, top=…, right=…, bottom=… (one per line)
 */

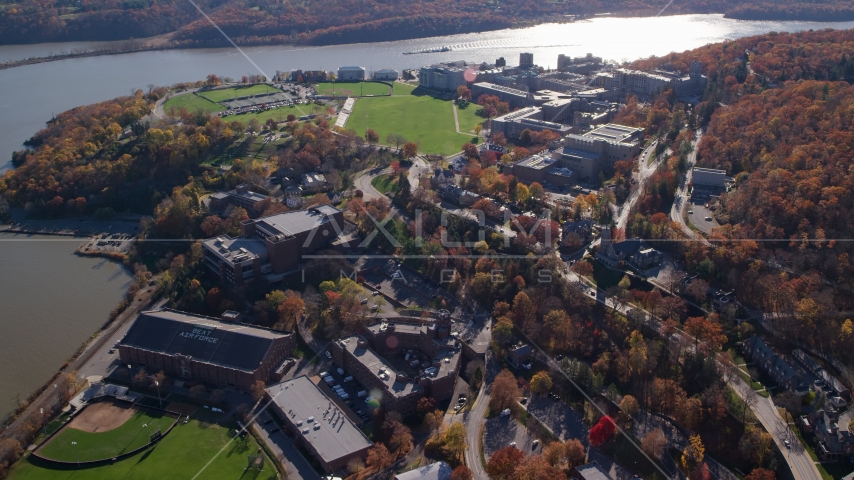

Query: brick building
left=119, top=309, right=294, bottom=391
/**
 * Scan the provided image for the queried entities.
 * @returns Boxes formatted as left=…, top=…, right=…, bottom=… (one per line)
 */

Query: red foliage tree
left=589, top=415, right=617, bottom=447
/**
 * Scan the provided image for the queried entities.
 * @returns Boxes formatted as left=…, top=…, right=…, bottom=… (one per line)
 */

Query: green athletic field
left=346, top=83, right=482, bottom=155
left=37, top=408, right=175, bottom=462
left=198, top=84, right=280, bottom=102
left=315, top=81, right=391, bottom=96
left=163, top=93, right=225, bottom=114
left=9, top=415, right=276, bottom=480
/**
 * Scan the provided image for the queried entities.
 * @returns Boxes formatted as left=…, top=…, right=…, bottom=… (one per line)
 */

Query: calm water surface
left=0, top=233, right=131, bottom=418
left=1, top=13, right=853, bottom=419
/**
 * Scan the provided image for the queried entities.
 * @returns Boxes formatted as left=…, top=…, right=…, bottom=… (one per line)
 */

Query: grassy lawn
left=348, top=90, right=478, bottom=155
left=315, top=81, right=391, bottom=96
left=393, top=83, right=417, bottom=95
left=198, top=84, right=280, bottom=102
left=456, top=103, right=484, bottom=134
left=590, top=259, right=626, bottom=290
left=163, top=93, right=225, bottom=114
left=371, top=174, right=401, bottom=194
left=37, top=409, right=175, bottom=462
left=10, top=413, right=276, bottom=480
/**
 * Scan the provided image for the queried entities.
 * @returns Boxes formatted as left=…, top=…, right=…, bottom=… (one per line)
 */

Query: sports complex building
left=265, top=375, right=373, bottom=473
left=118, top=309, right=295, bottom=391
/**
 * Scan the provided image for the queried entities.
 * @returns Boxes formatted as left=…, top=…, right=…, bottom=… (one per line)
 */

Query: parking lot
left=483, top=413, right=541, bottom=459
left=686, top=199, right=718, bottom=235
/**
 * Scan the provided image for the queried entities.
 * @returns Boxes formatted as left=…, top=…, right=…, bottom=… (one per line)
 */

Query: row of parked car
left=320, top=368, right=373, bottom=423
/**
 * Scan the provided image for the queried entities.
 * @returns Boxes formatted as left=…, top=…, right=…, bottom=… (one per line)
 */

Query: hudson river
left=1, top=13, right=854, bottom=419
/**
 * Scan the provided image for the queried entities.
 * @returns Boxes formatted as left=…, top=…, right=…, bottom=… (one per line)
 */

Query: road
left=615, top=139, right=660, bottom=231
left=729, top=376, right=820, bottom=480
left=669, top=131, right=709, bottom=245
left=562, top=268, right=823, bottom=480
left=354, top=166, right=389, bottom=201
left=462, top=351, right=491, bottom=480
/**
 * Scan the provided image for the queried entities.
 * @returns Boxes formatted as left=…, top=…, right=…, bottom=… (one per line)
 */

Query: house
left=561, top=219, right=594, bottom=248
left=577, top=462, right=612, bottom=480
left=508, top=343, right=533, bottom=369
left=438, top=185, right=480, bottom=208
left=742, top=336, right=809, bottom=394
left=285, top=185, right=304, bottom=209
left=430, top=168, right=456, bottom=189
left=209, top=184, right=270, bottom=213
left=374, top=69, right=399, bottom=81
left=395, top=461, right=452, bottom=480
left=804, top=409, right=854, bottom=461
left=596, top=229, right=661, bottom=270
left=301, top=172, right=328, bottom=193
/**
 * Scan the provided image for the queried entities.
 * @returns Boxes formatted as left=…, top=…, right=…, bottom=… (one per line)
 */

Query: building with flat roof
left=301, top=172, right=328, bottom=192
left=577, top=462, right=612, bottom=480
left=209, top=184, right=270, bottom=213
left=490, top=107, right=572, bottom=141
left=594, top=61, right=706, bottom=99
left=373, top=69, right=399, bottom=81
left=395, top=461, right=452, bottom=480
left=506, top=153, right=576, bottom=187
left=119, top=309, right=294, bottom=391
left=557, top=53, right=603, bottom=75
left=330, top=313, right=462, bottom=416
left=554, top=123, right=644, bottom=180
left=519, top=52, right=534, bottom=69
left=337, top=66, right=366, bottom=81
left=419, top=62, right=468, bottom=91
left=471, top=82, right=532, bottom=109
left=265, top=375, right=373, bottom=473
left=202, top=205, right=345, bottom=285
left=692, top=167, right=726, bottom=189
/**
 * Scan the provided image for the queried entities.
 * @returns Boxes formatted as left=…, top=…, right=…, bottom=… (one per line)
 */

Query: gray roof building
left=577, top=462, right=612, bottom=480
left=395, top=461, right=452, bottom=480
left=118, top=309, right=294, bottom=391
left=265, top=375, right=373, bottom=473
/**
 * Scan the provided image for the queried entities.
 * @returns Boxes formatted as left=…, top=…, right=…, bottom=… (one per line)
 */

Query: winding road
left=615, top=139, right=660, bottom=231
left=669, top=130, right=710, bottom=245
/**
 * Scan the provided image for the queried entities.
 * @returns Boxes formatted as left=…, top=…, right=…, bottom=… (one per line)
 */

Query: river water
left=0, top=233, right=131, bottom=418
left=0, top=13, right=853, bottom=419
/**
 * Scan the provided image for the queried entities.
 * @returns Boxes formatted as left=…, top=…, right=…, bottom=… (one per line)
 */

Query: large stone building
left=373, top=69, right=399, bottom=81
left=119, top=309, right=294, bottom=391
left=490, top=107, right=572, bottom=141
left=593, top=61, right=706, bottom=99
left=337, top=66, right=366, bottom=81
left=330, top=313, right=462, bottom=416
left=202, top=205, right=345, bottom=285
left=265, top=375, right=373, bottom=473
left=208, top=184, right=270, bottom=213
left=557, top=53, right=603, bottom=75
left=519, top=52, right=534, bottom=70
left=419, top=62, right=468, bottom=91
left=471, top=82, right=532, bottom=109
left=692, top=167, right=726, bottom=189
left=506, top=153, right=576, bottom=186
left=554, top=123, right=644, bottom=180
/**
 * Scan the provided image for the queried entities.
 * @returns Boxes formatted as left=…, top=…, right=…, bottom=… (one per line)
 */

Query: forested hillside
left=1, top=0, right=853, bottom=46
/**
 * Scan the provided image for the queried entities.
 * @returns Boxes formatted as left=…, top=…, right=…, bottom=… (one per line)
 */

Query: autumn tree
left=365, top=128, right=379, bottom=144
left=515, top=454, right=567, bottom=480
left=250, top=380, right=266, bottom=402
left=619, top=395, right=640, bottom=418
left=490, top=369, right=520, bottom=412
left=745, top=468, right=776, bottom=480
left=589, top=415, right=616, bottom=447
left=544, top=441, right=566, bottom=467
left=276, top=290, right=305, bottom=330
left=530, top=371, right=553, bottom=395
left=417, top=396, right=437, bottom=414
left=641, top=428, right=666, bottom=460
left=443, top=422, right=467, bottom=462
left=403, top=142, right=418, bottom=158
left=366, top=443, right=393, bottom=470
left=564, top=438, right=585, bottom=470
left=451, top=465, right=474, bottom=480
left=486, top=446, right=525, bottom=480
left=682, top=434, right=705, bottom=472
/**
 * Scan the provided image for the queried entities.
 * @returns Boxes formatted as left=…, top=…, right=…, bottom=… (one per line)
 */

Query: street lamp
left=39, top=408, right=45, bottom=436
left=154, top=381, right=162, bottom=408
left=128, top=365, right=134, bottom=390
left=71, top=441, right=79, bottom=467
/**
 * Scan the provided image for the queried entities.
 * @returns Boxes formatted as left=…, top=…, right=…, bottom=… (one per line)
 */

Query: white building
left=373, top=69, right=399, bottom=81
left=338, top=66, right=366, bottom=81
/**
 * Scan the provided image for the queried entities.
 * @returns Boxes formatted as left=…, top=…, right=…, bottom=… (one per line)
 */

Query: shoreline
left=0, top=11, right=850, bottom=72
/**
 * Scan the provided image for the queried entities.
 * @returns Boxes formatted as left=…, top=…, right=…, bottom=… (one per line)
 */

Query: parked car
left=325, top=351, right=332, bottom=359
left=500, top=409, right=511, bottom=417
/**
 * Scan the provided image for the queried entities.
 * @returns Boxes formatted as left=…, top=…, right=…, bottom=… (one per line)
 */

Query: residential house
left=742, top=336, right=809, bottom=394
left=508, top=343, right=533, bottom=369
left=301, top=172, right=328, bottom=193
left=596, top=229, right=661, bottom=270
left=430, top=168, right=456, bottom=189
left=561, top=219, right=594, bottom=248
